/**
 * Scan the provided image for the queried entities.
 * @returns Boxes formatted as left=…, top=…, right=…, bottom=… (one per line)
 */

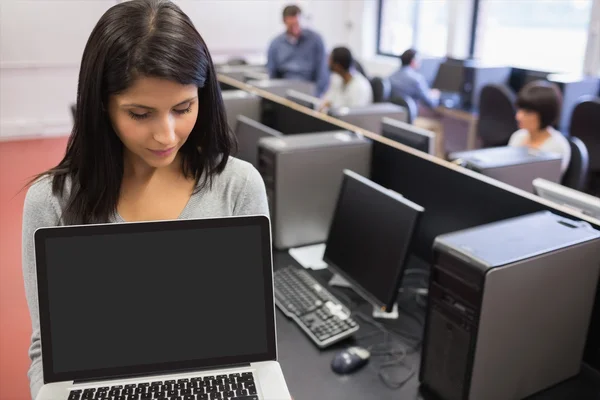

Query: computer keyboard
left=274, top=266, right=359, bottom=348
left=68, top=372, right=258, bottom=400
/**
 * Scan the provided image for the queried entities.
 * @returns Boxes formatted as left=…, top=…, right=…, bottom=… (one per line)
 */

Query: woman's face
left=516, top=108, right=541, bottom=133
left=108, top=76, right=199, bottom=169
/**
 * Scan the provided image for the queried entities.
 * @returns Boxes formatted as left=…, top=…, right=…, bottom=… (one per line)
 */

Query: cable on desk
left=328, top=277, right=427, bottom=388
left=354, top=312, right=417, bottom=390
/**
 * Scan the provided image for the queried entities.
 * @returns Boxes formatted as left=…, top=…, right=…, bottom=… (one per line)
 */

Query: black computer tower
left=420, top=212, right=600, bottom=400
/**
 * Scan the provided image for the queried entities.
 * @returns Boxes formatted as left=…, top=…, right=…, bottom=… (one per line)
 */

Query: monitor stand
left=328, top=273, right=400, bottom=320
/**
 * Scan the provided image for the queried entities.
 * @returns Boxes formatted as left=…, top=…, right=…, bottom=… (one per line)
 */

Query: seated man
left=267, top=4, right=329, bottom=97
left=320, top=47, right=373, bottom=110
left=388, top=49, right=439, bottom=109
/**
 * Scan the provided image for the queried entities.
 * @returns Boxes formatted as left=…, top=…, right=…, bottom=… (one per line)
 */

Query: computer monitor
left=381, top=117, right=435, bottom=155
left=285, top=89, right=321, bottom=110
left=432, top=60, right=465, bottom=93
left=262, top=100, right=340, bottom=134
left=234, top=115, right=283, bottom=167
left=323, top=170, right=424, bottom=313
left=533, top=179, right=600, bottom=220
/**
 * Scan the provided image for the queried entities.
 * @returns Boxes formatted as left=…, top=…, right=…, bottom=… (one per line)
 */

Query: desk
left=273, top=251, right=600, bottom=400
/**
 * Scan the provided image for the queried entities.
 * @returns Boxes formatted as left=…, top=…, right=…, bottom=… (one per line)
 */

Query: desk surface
left=273, top=251, right=600, bottom=400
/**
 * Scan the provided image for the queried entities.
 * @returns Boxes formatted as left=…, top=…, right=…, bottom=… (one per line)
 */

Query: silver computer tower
left=330, top=103, right=408, bottom=134
left=257, top=131, right=371, bottom=250
left=449, top=146, right=562, bottom=193
left=420, top=211, right=600, bottom=400
left=222, top=90, right=261, bottom=133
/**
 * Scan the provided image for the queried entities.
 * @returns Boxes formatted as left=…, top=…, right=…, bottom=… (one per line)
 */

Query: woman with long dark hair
left=22, top=1, right=267, bottom=397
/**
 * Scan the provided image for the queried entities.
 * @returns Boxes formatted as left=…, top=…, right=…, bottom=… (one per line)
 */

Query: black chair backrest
left=389, top=95, right=418, bottom=124
left=353, top=60, right=368, bottom=79
left=562, top=136, right=590, bottom=191
left=370, top=77, right=391, bottom=104
left=569, top=96, right=600, bottom=172
left=476, top=84, right=518, bottom=148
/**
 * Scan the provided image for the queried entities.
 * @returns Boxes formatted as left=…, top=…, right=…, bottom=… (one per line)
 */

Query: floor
left=0, top=136, right=69, bottom=399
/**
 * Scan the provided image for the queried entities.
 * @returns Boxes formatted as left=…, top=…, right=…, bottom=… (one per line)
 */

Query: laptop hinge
left=73, top=363, right=253, bottom=385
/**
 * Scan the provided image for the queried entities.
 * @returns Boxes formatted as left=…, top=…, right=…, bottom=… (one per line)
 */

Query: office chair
left=370, top=77, right=391, bottom=104
left=569, top=97, right=600, bottom=173
left=353, top=60, right=368, bottom=79
left=476, top=84, right=518, bottom=148
left=70, top=104, right=76, bottom=120
left=390, top=95, right=418, bottom=124
left=562, top=137, right=590, bottom=191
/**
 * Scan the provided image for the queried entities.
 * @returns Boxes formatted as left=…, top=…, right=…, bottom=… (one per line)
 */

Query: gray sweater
left=22, top=157, right=269, bottom=399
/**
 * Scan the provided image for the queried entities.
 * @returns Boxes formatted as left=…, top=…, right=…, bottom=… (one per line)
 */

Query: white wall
left=0, top=0, right=350, bottom=140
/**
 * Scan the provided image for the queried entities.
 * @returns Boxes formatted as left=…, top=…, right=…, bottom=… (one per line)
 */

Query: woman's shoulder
left=214, top=156, right=263, bottom=191
left=547, top=128, right=571, bottom=152
left=508, top=129, right=528, bottom=146
left=24, top=175, right=70, bottom=220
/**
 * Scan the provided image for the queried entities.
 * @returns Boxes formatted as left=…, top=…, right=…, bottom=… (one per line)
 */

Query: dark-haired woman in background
left=508, top=81, right=571, bottom=175
left=22, top=1, right=267, bottom=397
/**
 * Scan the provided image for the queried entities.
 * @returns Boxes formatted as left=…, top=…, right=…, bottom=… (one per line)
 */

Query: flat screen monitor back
left=262, top=100, right=340, bottom=134
left=381, top=117, right=435, bottom=155
left=433, top=62, right=465, bottom=93
left=324, top=170, right=423, bottom=312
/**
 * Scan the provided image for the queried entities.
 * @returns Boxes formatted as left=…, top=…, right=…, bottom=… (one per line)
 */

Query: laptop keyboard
left=68, top=372, right=258, bottom=400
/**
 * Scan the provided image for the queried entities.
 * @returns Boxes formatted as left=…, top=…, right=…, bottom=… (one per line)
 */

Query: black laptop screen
left=36, top=217, right=275, bottom=382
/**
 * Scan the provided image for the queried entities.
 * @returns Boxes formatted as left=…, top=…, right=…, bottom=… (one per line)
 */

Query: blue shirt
left=388, top=66, right=436, bottom=109
left=267, top=29, right=329, bottom=97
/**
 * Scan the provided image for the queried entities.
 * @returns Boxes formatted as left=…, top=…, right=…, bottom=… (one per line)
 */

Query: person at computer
left=319, top=47, right=373, bottom=111
left=267, top=4, right=329, bottom=97
left=508, top=81, right=571, bottom=175
left=21, top=1, right=269, bottom=398
left=388, top=48, right=439, bottom=109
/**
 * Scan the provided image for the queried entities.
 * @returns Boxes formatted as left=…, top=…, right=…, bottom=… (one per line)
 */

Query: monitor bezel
left=34, top=215, right=276, bottom=384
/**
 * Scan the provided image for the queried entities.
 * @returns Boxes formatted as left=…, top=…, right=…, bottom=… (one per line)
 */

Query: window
left=474, top=0, right=593, bottom=74
left=377, top=0, right=449, bottom=57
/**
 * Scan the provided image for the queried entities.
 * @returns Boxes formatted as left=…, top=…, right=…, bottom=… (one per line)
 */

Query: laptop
left=34, top=215, right=290, bottom=400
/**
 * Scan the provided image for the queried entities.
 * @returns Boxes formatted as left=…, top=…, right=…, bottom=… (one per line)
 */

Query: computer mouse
left=331, top=346, right=370, bottom=375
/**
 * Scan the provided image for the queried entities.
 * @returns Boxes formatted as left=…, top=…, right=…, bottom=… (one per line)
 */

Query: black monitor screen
left=35, top=217, right=275, bottom=383
left=433, top=62, right=465, bottom=93
left=323, top=170, right=424, bottom=311
left=381, top=118, right=433, bottom=155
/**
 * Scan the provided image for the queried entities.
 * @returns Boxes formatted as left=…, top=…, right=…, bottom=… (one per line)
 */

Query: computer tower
left=329, top=103, right=408, bottom=134
left=420, top=211, right=600, bottom=400
left=448, top=146, right=562, bottom=193
left=257, top=131, right=371, bottom=250
left=222, top=90, right=261, bottom=133
left=461, top=64, right=512, bottom=110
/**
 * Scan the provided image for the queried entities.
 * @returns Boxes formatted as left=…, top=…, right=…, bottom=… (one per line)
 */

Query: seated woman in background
left=319, top=46, right=373, bottom=111
left=508, top=81, right=571, bottom=175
